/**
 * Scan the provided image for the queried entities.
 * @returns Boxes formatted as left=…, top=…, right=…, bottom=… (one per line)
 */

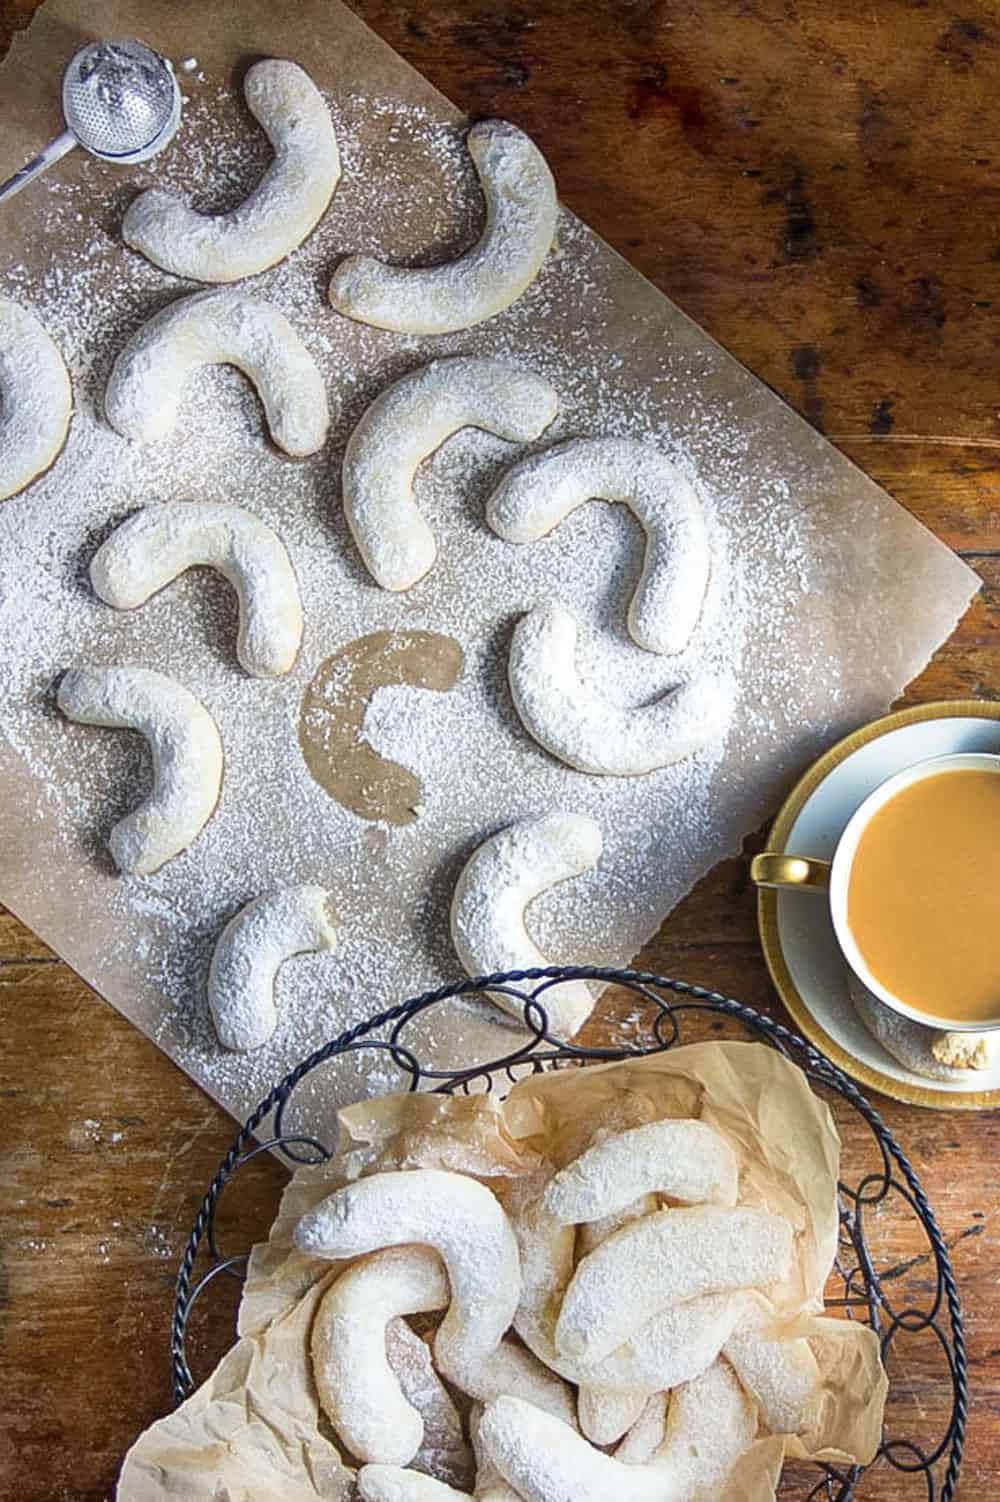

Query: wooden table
left=2, top=1, right=999, bottom=1496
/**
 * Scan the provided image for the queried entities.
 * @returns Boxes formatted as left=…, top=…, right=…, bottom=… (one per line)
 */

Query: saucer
left=757, top=699, right=1000, bottom=1109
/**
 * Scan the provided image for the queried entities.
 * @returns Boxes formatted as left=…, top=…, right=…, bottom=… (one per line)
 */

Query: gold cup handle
left=750, top=853, right=832, bottom=892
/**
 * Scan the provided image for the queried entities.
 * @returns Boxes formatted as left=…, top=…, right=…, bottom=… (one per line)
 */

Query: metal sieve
left=0, top=38, right=182, bottom=204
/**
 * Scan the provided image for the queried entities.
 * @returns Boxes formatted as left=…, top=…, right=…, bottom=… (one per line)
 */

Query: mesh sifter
left=0, top=38, right=182, bottom=203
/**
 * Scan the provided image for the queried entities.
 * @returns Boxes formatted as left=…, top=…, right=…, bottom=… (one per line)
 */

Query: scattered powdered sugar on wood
left=0, top=84, right=831, bottom=1137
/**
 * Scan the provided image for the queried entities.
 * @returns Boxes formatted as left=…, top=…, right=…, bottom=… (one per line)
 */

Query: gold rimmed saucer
left=757, top=699, right=1000, bottom=1110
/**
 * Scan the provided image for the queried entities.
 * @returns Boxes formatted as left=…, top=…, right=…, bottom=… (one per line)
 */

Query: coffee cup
left=751, top=751, right=1000, bottom=1032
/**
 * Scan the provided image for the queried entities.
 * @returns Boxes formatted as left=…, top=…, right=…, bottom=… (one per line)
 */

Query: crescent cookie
left=722, top=1294, right=821, bottom=1436
left=0, top=297, right=72, bottom=501
left=104, top=289, right=329, bottom=456
left=311, top=1247, right=450, bottom=1467
left=477, top=1364, right=755, bottom=1502
left=614, top=1394, right=668, bottom=1465
left=90, top=502, right=303, bottom=678
left=848, top=971, right=996, bottom=1080
left=330, top=119, right=557, bottom=334
left=510, top=1171, right=739, bottom=1397
left=487, top=437, right=711, bottom=656
left=57, top=666, right=223, bottom=876
left=123, top=60, right=341, bottom=282
left=385, top=1321, right=474, bottom=1491
left=358, top=1469, right=471, bottom=1502
left=449, top=813, right=603, bottom=1039
left=509, top=603, right=729, bottom=776
left=208, top=886, right=338, bottom=1051
left=342, top=356, right=559, bottom=592
left=295, top=1169, right=572, bottom=1420
left=543, top=1118, right=739, bottom=1223
left=554, top=1204, right=793, bottom=1365
left=575, top=1193, right=656, bottom=1446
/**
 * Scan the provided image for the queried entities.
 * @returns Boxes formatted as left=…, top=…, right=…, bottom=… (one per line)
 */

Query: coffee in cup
left=752, top=752, right=1000, bottom=1032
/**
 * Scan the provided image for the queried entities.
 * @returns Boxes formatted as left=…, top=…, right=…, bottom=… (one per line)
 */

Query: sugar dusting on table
left=0, top=84, right=827, bottom=1134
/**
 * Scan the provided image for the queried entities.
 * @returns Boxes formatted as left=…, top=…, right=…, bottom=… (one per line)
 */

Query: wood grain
left=1, top=1, right=998, bottom=1497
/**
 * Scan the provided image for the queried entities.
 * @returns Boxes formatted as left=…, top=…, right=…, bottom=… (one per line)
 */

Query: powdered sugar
left=0, top=78, right=949, bottom=1143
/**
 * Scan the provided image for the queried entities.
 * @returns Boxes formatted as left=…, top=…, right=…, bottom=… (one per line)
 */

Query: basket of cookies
left=119, top=968, right=965, bottom=1502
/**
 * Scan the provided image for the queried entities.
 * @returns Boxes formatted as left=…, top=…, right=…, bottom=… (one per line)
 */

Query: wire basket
left=172, top=965, right=967, bottom=1501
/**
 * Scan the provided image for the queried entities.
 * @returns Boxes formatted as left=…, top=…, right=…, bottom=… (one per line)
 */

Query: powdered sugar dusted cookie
left=343, top=356, right=559, bottom=591
left=509, top=603, right=729, bottom=776
left=295, top=1168, right=572, bottom=1420
left=0, top=297, right=72, bottom=502
left=386, top=1322, right=474, bottom=1491
left=311, top=1246, right=450, bottom=1467
left=57, top=666, right=223, bottom=876
left=124, top=60, right=341, bottom=283
left=555, top=1204, right=792, bottom=1365
left=330, top=120, right=557, bottom=334
left=509, top=1169, right=742, bottom=1397
left=543, top=1118, right=739, bottom=1224
left=722, top=1294, right=820, bottom=1436
left=90, top=502, right=303, bottom=677
left=104, top=289, right=329, bottom=456
left=208, top=885, right=338, bottom=1051
left=487, top=438, right=711, bottom=656
left=849, top=971, right=997, bottom=1081
left=450, top=813, right=602, bottom=1039
left=359, top=1468, right=471, bottom=1502
left=478, top=1363, right=755, bottom=1502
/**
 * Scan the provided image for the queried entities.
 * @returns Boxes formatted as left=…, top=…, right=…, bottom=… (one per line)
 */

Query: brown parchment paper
left=0, top=0, right=979, bottom=1146
left=117, top=1045, right=887, bottom=1500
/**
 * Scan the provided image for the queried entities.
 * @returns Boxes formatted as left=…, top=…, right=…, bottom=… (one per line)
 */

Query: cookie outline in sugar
left=487, top=437, right=712, bottom=656
left=56, top=665, right=223, bottom=876
left=298, top=630, right=464, bottom=826
left=449, top=813, right=603, bottom=1039
left=90, top=502, right=304, bottom=678
left=104, top=289, right=329, bottom=457
left=0, top=297, right=73, bottom=503
left=508, top=602, right=730, bottom=776
left=310, top=1246, right=450, bottom=1467
left=123, top=59, right=341, bottom=283
left=208, top=885, right=338, bottom=1052
left=342, top=356, right=560, bottom=592
left=329, top=119, right=558, bottom=334
left=294, top=1167, right=574, bottom=1420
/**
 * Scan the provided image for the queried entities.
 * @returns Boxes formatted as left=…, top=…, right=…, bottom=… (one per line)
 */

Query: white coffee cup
left=751, top=751, right=1000, bottom=1032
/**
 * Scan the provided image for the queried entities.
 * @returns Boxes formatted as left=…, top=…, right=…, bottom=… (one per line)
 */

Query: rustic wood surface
left=2, top=0, right=999, bottom=1496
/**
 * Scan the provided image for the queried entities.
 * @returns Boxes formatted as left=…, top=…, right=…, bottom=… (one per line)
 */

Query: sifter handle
left=0, top=130, right=77, bottom=204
